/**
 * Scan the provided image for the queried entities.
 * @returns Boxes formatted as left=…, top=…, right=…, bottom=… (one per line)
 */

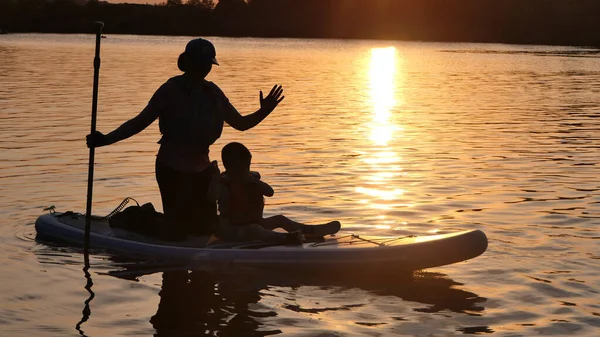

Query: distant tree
left=214, top=0, right=247, bottom=14
left=166, top=0, right=182, bottom=6
left=187, top=0, right=215, bottom=9
left=212, top=0, right=248, bottom=35
left=2, top=0, right=600, bottom=46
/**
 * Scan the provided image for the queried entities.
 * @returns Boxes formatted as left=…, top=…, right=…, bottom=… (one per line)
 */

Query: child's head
left=221, top=142, right=252, bottom=174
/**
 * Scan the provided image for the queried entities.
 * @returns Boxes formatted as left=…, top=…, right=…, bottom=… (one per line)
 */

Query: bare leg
left=260, top=215, right=341, bottom=237
left=238, top=223, right=288, bottom=244
left=259, top=215, right=304, bottom=232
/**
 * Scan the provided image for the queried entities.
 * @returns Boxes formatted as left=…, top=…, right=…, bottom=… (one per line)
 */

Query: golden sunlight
left=355, top=46, right=410, bottom=216
left=368, top=47, right=399, bottom=146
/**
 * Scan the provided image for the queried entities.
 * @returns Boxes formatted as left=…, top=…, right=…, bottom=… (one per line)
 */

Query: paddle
left=84, top=21, right=105, bottom=254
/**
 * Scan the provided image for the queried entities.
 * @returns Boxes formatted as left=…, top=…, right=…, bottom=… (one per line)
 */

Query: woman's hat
left=184, top=38, right=219, bottom=66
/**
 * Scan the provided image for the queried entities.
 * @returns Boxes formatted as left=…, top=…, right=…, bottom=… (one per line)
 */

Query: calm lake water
left=1, top=33, right=599, bottom=336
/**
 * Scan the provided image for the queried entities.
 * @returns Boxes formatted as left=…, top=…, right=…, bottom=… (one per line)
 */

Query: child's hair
left=221, top=142, right=252, bottom=170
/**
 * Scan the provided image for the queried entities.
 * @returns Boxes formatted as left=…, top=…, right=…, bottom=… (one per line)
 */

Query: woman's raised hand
left=259, top=85, right=285, bottom=113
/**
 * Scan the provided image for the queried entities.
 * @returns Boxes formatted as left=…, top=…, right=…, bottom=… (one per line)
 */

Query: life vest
left=220, top=177, right=265, bottom=226
left=158, top=75, right=225, bottom=147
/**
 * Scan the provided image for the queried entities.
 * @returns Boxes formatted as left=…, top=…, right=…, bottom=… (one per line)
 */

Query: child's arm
left=246, top=173, right=274, bottom=197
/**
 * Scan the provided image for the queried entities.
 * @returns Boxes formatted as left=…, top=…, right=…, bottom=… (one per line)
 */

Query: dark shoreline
left=2, top=0, right=600, bottom=49
left=6, top=31, right=600, bottom=51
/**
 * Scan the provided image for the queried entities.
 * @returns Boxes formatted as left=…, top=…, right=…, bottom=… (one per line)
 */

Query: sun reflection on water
left=356, top=47, right=410, bottom=217
left=369, top=47, right=400, bottom=146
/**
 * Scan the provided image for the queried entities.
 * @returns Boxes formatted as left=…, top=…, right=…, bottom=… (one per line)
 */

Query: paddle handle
left=84, top=21, right=104, bottom=253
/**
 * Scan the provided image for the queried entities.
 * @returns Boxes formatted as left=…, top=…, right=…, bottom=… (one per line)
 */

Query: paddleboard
left=35, top=211, right=488, bottom=271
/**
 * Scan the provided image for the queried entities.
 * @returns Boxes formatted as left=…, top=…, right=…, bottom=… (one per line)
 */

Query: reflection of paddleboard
left=35, top=211, right=487, bottom=271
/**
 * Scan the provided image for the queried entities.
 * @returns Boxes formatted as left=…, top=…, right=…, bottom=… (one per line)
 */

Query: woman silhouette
left=87, top=38, right=284, bottom=241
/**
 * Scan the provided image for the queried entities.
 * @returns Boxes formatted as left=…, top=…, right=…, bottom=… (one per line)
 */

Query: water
left=1, top=33, right=599, bottom=336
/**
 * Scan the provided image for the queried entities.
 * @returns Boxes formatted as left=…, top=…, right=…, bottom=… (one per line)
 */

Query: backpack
left=108, top=201, right=165, bottom=239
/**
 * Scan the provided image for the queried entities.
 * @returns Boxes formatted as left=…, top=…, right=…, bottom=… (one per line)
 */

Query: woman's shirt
left=147, top=75, right=239, bottom=172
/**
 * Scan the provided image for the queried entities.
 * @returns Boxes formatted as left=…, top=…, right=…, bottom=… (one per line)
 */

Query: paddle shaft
left=84, top=22, right=104, bottom=254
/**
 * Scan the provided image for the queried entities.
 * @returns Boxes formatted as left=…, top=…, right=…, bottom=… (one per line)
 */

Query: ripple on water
left=2, top=35, right=600, bottom=336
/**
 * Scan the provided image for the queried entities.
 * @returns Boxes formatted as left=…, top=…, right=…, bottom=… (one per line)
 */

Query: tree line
left=1, top=0, right=599, bottom=47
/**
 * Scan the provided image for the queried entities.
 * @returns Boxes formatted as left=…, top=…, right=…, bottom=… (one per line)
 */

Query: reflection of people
left=207, top=142, right=341, bottom=245
left=149, top=269, right=485, bottom=336
left=151, top=271, right=280, bottom=336
left=86, top=38, right=285, bottom=241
